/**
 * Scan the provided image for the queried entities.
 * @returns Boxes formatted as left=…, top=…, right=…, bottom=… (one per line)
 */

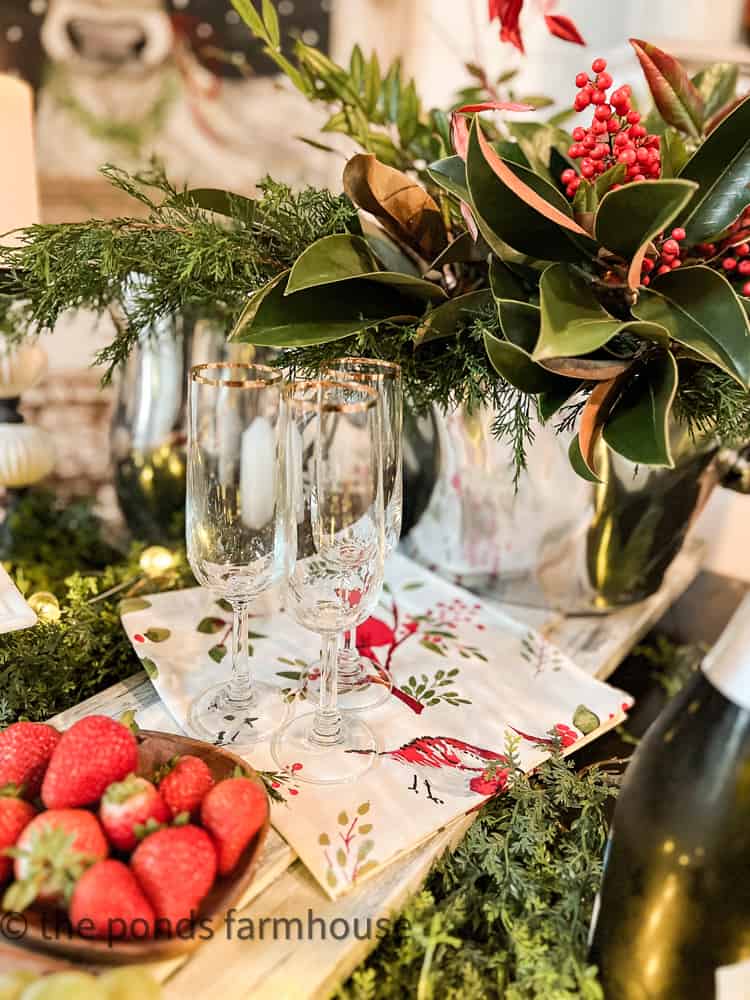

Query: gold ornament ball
left=139, top=546, right=175, bottom=578
left=28, top=591, right=61, bottom=623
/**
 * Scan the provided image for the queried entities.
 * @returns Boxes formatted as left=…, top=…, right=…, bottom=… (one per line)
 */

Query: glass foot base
left=305, top=658, right=392, bottom=712
left=187, top=680, right=290, bottom=749
left=271, top=712, right=379, bottom=785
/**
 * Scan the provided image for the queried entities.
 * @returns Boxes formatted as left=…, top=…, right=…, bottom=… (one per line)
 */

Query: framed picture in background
left=0, top=0, right=334, bottom=222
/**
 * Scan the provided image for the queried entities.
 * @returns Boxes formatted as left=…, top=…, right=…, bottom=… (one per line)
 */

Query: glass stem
left=226, top=600, right=255, bottom=706
left=338, top=629, right=363, bottom=684
left=311, top=633, right=343, bottom=746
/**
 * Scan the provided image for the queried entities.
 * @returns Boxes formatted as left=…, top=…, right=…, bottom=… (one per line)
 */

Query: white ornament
left=0, top=424, right=55, bottom=486
left=0, top=343, right=48, bottom=399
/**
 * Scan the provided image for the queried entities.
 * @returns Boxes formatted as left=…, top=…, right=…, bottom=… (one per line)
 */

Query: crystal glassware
left=185, top=362, right=290, bottom=749
left=272, top=379, right=385, bottom=784
left=304, top=358, right=403, bottom=712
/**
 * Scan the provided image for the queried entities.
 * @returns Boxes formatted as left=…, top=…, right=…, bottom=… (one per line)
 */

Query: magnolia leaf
left=466, top=120, right=583, bottom=262
left=569, top=437, right=602, bottom=483
left=416, top=290, right=492, bottom=344
left=632, top=265, right=750, bottom=387
left=230, top=270, right=421, bottom=347
left=578, top=376, right=625, bottom=477
left=429, top=231, right=490, bottom=269
left=539, top=381, right=583, bottom=423
left=534, top=264, right=631, bottom=360
left=602, top=352, right=678, bottom=467
left=484, top=330, right=565, bottom=393
left=496, top=300, right=540, bottom=351
left=474, top=120, right=589, bottom=237
left=173, top=188, right=255, bottom=221
left=677, top=96, right=750, bottom=244
left=362, top=224, right=421, bottom=277
left=426, top=155, right=469, bottom=202
left=286, top=234, right=445, bottom=300
left=630, top=39, right=704, bottom=138
left=539, top=357, right=633, bottom=380
left=343, top=154, right=448, bottom=260
left=692, top=62, right=738, bottom=121
left=593, top=180, right=697, bottom=290
left=489, top=256, right=527, bottom=302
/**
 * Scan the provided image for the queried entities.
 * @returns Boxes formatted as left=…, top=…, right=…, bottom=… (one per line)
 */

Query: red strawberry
left=0, top=789, right=36, bottom=885
left=71, top=859, right=155, bottom=940
left=200, top=776, right=268, bottom=875
left=42, top=716, right=138, bottom=810
left=156, top=755, right=214, bottom=819
left=3, top=809, right=108, bottom=911
left=100, top=775, right=170, bottom=853
left=0, top=722, right=61, bottom=799
left=131, top=825, right=216, bottom=933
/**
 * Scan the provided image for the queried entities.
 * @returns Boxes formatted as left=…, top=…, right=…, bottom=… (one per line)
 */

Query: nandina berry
left=596, top=71, right=613, bottom=89
left=607, top=118, right=620, bottom=132
left=670, top=258, right=681, bottom=268
left=561, top=167, right=576, bottom=184
left=592, top=57, right=607, bottom=73
left=618, top=148, right=637, bottom=165
left=723, top=257, right=738, bottom=271
left=636, top=147, right=650, bottom=164
left=594, top=104, right=612, bottom=120
left=642, top=275, right=650, bottom=285
left=572, top=126, right=586, bottom=141
left=743, top=281, right=750, bottom=296
left=642, top=258, right=655, bottom=273
left=575, top=72, right=588, bottom=87
left=738, top=259, right=750, bottom=275
left=663, top=239, right=680, bottom=256
left=671, top=228, right=687, bottom=241
left=626, top=111, right=641, bottom=125
left=737, top=242, right=749, bottom=256
left=575, top=91, right=591, bottom=110
left=591, top=119, right=608, bottom=135
left=632, top=173, right=646, bottom=182
left=657, top=265, right=671, bottom=275
left=590, top=144, right=607, bottom=160
left=591, top=89, right=606, bottom=104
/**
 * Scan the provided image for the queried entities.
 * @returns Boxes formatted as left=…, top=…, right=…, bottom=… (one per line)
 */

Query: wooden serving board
left=1, top=543, right=703, bottom=996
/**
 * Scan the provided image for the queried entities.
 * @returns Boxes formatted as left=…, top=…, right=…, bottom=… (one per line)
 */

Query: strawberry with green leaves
left=70, top=859, right=155, bottom=940
left=131, top=825, right=216, bottom=933
left=200, top=773, right=268, bottom=875
left=0, top=722, right=60, bottom=800
left=42, top=716, right=138, bottom=810
left=0, top=787, right=36, bottom=885
left=99, top=775, right=169, bottom=853
left=3, top=809, right=108, bottom=911
left=155, top=755, right=214, bottom=819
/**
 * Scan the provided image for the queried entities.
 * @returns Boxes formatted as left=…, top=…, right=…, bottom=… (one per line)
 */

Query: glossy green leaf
left=489, top=257, right=527, bottom=302
left=692, top=62, right=738, bottom=121
left=484, top=330, right=565, bottom=394
left=602, top=352, right=678, bottom=467
left=594, top=179, right=697, bottom=260
left=660, top=128, right=689, bottom=178
left=364, top=51, right=381, bottom=115
left=416, top=290, right=492, bottom=344
left=677, top=96, right=750, bottom=244
left=429, top=231, right=489, bottom=269
left=397, top=79, right=419, bottom=146
left=632, top=265, right=750, bottom=387
left=534, top=264, right=626, bottom=360
left=496, top=301, right=540, bottom=352
left=506, top=122, right=573, bottom=177
left=426, top=155, right=468, bottom=202
left=173, top=188, right=255, bottom=221
left=231, top=271, right=421, bottom=347
left=286, top=234, right=445, bottom=300
left=261, top=0, right=280, bottom=46
left=466, top=119, right=582, bottom=261
left=538, top=381, right=583, bottom=423
left=630, top=39, right=704, bottom=138
left=569, top=436, right=602, bottom=483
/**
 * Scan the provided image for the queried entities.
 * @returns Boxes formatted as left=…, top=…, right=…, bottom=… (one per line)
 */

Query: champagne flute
left=304, top=358, right=403, bottom=711
left=186, top=362, right=290, bottom=748
left=272, top=379, right=384, bottom=784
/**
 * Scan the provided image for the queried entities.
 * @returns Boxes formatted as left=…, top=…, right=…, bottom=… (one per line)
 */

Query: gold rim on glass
left=286, top=378, right=379, bottom=413
left=190, top=362, right=283, bottom=389
left=327, top=357, right=401, bottom=379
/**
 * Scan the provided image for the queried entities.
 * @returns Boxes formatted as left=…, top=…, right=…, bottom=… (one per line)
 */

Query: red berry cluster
left=561, top=58, right=661, bottom=198
left=705, top=207, right=750, bottom=296
left=640, top=228, right=686, bottom=286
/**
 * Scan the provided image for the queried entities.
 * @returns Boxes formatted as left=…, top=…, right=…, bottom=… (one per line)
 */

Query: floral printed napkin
left=120, top=552, right=632, bottom=899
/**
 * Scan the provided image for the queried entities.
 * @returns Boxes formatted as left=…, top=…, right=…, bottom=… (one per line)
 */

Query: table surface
left=6, top=542, right=736, bottom=999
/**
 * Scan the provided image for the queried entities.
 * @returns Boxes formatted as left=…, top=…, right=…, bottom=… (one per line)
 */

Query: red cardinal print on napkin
left=353, top=736, right=510, bottom=803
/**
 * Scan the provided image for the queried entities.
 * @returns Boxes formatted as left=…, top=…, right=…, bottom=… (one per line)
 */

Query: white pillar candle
left=0, top=74, right=40, bottom=244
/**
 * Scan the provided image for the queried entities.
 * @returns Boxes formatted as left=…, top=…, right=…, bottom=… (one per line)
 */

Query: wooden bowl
left=1, top=730, right=270, bottom=964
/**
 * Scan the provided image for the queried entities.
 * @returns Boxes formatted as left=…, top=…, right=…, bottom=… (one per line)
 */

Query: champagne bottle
left=589, top=594, right=750, bottom=999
